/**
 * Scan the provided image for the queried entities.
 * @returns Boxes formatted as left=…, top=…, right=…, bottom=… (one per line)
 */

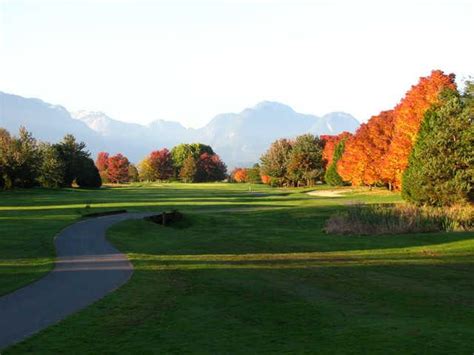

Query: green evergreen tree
left=260, top=138, right=292, bottom=186
left=402, top=88, right=474, bottom=205
left=37, top=142, right=65, bottom=188
left=53, top=134, right=89, bottom=186
left=76, top=158, right=102, bottom=188
left=324, top=138, right=347, bottom=186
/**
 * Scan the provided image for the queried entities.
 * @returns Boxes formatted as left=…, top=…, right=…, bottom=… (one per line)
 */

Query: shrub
left=324, top=203, right=474, bottom=235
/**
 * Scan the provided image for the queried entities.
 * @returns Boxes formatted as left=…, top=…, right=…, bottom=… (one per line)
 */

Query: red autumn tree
left=321, top=132, right=352, bottom=168
left=107, top=153, right=130, bottom=183
left=149, top=148, right=173, bottom=181
left=380, top=70, right=456, bottom=189
left=95, top=152, right=109, bottom=172
left=196, top=153, right=227, bottom=182
left=232, top=168, right=248, bottom=183
left=95, top=152, right=110, bottom=183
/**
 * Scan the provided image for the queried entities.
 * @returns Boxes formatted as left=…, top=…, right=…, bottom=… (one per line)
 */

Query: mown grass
left=0, top=183, right=291, bottom=296
left=2, top=184, right=473, bottom=354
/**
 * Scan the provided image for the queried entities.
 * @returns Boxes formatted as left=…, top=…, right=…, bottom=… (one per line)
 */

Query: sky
left=0, top=0, right=473, bottom=128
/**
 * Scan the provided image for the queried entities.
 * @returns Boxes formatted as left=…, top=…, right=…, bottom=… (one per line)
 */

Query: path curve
left=0, top=212, right=152, bottom=350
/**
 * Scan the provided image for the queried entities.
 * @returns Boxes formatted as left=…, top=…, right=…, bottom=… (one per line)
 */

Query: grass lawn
left=1, top=183, right=473, bottom=354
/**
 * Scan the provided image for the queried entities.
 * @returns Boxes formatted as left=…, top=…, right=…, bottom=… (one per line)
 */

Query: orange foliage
left=337, top=70, right=456, bottom=188
left=321, top=132, right=352, bottom=168
left=337, top=110, right=395, bottom=186
left=380, top=70, right=456, bottom=189
left=232, top=168, right=248, bottom=183
left=261, top=175, right=271, bottom=184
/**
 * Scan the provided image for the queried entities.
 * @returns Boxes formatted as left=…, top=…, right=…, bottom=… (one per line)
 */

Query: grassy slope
left=2, top=184, right=474, bottom=354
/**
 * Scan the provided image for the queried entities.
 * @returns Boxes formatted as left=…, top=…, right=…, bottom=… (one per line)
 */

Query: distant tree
left=96, top=152, right=109, bottom=172
left=95, top=152, right=110, bottom=183
left=0, top=128, right=15, bottom=189
left=179, top=155, right=198, bottom=183
left=171, top=143, right=214, bottom=176
left=324, top=137, right=347, bottom=186
left=261, top=174, right=271, bottom=185
left=260, top=138, right=292, bottom=186
left=128, top=164, right=139, bottom=183
left=53, top=134, right=91, bottom=187
left=138, top=157, right=155, bottom=182
left=286, top=134, right=324, bottom=186
left=196, top=153, right=227, bottom=182
left=37, top=142, right=65, bottom=188
left=0, top=127, right=40, bottom=188
left=76, top=158, right=102, bottom=188
left=402, top=87, right=474, bottom=205
left=13, top=127, right=40, bottom=188
left=107, top=153, right=130, bottom=183
left=149, top=148, right=174, bottom=181
left=232, top=168, right=248, bottom=183
left=246, top=164, right=262, bottom=184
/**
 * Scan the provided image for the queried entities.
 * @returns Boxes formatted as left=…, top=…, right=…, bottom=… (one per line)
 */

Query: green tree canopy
left=287, top=134, right=324, bottom=186
left=171, top=143, right=214, bottom=175
left=402, top=87, right=474, bottom=206
left=260, top=138, right=292, bottom=186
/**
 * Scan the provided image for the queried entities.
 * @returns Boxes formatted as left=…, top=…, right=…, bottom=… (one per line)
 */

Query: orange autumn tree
left=321, top=132, right=352, bottom=168
left=261, top=175, right=271, bottom=184
left=337, top=110, right=395, bottom=186
left=380, top=70, right=456, bottom=189
left=232, top=168, right=248, bottom=183
left=361, top=110, right=396, bottom=185
left=337, top=124, right=371, bottom=186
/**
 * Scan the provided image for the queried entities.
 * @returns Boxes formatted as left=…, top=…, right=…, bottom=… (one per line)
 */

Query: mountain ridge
left=0, top=91, right=360, bottom=168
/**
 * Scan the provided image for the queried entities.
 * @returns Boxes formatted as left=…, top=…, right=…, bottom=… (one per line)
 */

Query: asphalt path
left=0, top=212, right=152, bottom=350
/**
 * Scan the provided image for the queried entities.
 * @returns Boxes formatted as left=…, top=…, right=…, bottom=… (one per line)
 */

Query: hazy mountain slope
left=0, top=92, right=360, bottom=168
left=196, top=102, right=359, bottom=167
left=0, top=92, right=103, bottom=152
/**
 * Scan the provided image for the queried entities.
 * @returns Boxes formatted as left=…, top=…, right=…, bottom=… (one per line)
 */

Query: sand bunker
left=306, top=190, right=349, bottom=197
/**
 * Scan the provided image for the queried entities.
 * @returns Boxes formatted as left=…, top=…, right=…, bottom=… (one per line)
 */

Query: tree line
left=253, top=70, right=473, bottom=206
left=0, top=129, right=101, bottom=189
left=96, top=143, right=227, bottom=184
left=0, top=128, right=228, bottom=189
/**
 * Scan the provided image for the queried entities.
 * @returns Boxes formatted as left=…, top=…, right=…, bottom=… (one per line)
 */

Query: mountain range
left=0, top=92, right=360, bottom=168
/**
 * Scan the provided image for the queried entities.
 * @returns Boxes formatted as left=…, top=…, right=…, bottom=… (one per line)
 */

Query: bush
left=324, top=203, right=474, bottom=235
left=76, top=158, right=102, bottom=188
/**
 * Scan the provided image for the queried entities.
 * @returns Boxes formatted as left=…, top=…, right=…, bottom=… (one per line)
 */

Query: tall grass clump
left=325, top=203, right=474, bottom=235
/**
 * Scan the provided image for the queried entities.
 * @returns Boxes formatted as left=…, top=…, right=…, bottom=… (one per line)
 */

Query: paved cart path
left=0, top=212, right=152, bottom=350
